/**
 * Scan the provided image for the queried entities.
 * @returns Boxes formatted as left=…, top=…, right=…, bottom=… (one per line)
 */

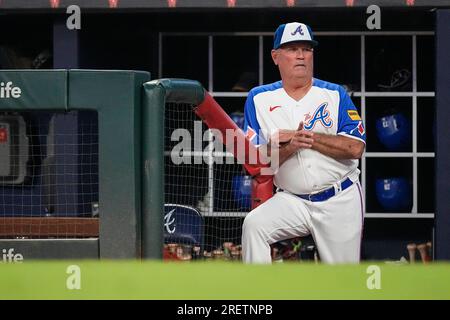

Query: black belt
left=279, top=178, right=354, bottom=202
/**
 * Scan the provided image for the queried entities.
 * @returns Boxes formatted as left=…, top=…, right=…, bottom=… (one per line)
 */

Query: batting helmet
left=231, top=175, right=252, bottom=209
left=375, top=177, right=412, bottom=211
left=230, top=112, right=245, bottom=131
left=376, top=111, right=411, bottom=151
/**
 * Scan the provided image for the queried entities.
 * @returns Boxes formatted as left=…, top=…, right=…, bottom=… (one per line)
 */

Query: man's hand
left=289, top=121, right=314, bottom=150
left=270, top=129, right=295, bottom=147
left=268, top=122, right=315, bottom=169
left=270, top=122, right=314, bottom=149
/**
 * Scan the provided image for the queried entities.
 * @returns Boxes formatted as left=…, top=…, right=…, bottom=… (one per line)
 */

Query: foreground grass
left=1, top=261, right=449, bottom=299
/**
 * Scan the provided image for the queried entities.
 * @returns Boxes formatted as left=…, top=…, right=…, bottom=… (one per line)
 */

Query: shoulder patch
left=347, top=110, right=361, bottom=121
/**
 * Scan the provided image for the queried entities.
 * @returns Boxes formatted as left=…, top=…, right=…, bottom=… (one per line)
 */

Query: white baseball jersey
left=243, top=78, right=366, bottom=195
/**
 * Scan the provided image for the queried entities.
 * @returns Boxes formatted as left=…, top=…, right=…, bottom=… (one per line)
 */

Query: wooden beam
left=0, top=217, right=99, bottom=238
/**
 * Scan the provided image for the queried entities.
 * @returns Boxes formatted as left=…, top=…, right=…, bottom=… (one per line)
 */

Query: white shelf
left=365, top=213, right=434, bottom=218
left=202, top=211, right=248, bottom=217
left=353, top=92, right=435, bottom=97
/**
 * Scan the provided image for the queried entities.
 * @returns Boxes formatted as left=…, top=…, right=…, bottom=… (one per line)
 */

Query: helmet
left=376, top=111, right=411, bottom=151
left=375, top=177, right=412, bottom=211
left=231, top=175, right=252, bottom=209
left=230, top=112, right=245, bottom=130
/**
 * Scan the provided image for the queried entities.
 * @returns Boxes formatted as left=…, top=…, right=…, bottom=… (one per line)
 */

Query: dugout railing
left=142, top=78, right=205, bottom=259
left=142, top=79, right=207, bottom=260
left=142, top=78, right=271, bottom=261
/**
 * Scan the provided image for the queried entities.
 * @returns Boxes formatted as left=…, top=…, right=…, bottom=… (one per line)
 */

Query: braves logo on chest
left=304, top=102, right=333, bottom=130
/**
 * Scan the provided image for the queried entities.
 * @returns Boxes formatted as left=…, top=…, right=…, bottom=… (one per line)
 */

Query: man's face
left=271, top=42, right=314, bottom=81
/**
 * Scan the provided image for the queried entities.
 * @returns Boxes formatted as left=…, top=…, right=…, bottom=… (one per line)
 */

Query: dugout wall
left=0, top=72, right=252, bottom=261
left=142, top=78, right=205, bottom=259
left=0, top=70, right=149, bottom=260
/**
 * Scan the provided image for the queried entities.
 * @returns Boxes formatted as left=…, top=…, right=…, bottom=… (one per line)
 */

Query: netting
left=164, top=102, right=249, bottom=261
left=0, top=111, right=99, bottom=239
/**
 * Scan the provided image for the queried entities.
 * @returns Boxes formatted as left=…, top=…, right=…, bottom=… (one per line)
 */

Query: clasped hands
left=269, top=122, right=314, bottom=151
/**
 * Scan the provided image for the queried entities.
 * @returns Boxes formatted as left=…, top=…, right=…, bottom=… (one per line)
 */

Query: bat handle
left=417, top=243, right=431, bottom=263
left=426, top=242, right=432, bottom=260
left=407, top=243, right=417, bottom=263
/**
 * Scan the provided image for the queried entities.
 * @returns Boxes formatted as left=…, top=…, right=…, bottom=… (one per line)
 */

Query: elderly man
left=242, top=22, right=366, bottom=264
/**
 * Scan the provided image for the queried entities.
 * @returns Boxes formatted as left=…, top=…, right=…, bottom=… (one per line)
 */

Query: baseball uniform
left=242, top=79, right=366, bottom=264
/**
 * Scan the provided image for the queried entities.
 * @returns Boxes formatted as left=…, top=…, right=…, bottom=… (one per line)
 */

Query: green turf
left=0, top=261, right=449, bottom=299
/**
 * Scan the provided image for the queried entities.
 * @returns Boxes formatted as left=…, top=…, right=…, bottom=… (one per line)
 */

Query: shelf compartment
left=417, top=157, right=435, bottom=213
left=365, top=157, right=413, bottom=213
left=365, top=36, right=412, bottom=92
left=362, top=218, right=433, bottom=260
left=263, top=36, right=279, bottom=85
left=417, top=98, right=435, bottom=152
left=365, top=97, right=413, bottom=152
left=162, top=35, right=209, bottom=89
left=213, top=36, right=259, bottom=92
left=314, top=35, right=361, bottom=90
left=417, top=36, right=435, bottom=92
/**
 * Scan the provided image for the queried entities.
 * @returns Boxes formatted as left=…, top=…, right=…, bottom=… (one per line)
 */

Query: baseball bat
left=417, top=243, right=431, bottom=263
left=407, top=243, right=417, bottom=263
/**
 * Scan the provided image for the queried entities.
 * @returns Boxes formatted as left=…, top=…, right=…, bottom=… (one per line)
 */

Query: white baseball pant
left=242, top=181, right=364, bottom=264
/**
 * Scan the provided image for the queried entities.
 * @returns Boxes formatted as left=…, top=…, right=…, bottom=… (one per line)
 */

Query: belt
left=279, top=178, right=354, bottom=202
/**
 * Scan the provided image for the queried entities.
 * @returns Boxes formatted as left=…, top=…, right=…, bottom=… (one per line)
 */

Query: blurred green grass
left=1, top=261, right=449, bottom=300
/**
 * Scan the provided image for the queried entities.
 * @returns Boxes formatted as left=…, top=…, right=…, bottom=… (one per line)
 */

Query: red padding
left=194, top=92, right=274, bottom=208
left=194, top=92, right=271, bottom=178
left=251, top=177, right=274, bottom=209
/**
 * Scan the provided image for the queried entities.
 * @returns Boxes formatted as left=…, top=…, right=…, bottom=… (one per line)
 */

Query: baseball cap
left=273, top=22, right=318, bottom=49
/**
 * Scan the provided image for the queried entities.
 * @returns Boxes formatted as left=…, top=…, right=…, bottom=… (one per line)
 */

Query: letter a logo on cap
left=274, top=22, right=318, bottom=49
left=291, top=25, right=304, bottom=36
